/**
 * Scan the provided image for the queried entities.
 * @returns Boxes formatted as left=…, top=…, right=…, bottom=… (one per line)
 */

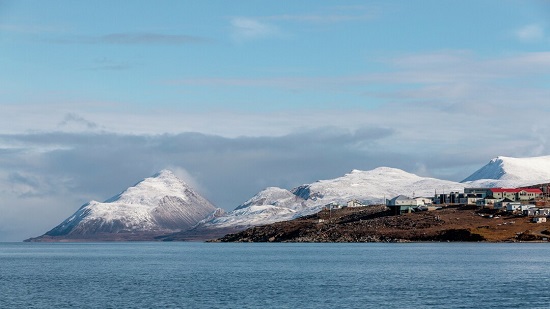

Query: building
left=524, top=207, right=539, bottom=216
left=434, top=192, right=462, bottom=204
left=464, top=188, right=492, bottom=198
left=347, top=200, right=365, bottom=208
left=495, top=198, right=515, bottom=210
left=488, top=188, right=542, bottom=201
left=520, top=183, right=550, bottom=199
left=532, top=217, right=547, bottom=223
left=436, top=191, right=480, bottom=205
left=415, top=197, right=433, bottom=205
left=459, top=196, right=480, bottom=205
left=503, top=202, right=522, bottom=212
left=387, top=195, right=425, bottom=215
left=477, top=198, right=498, bottom=208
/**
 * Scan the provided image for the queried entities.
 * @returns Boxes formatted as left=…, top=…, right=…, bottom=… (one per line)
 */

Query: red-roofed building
left=489, top=188, right=542, bottom=201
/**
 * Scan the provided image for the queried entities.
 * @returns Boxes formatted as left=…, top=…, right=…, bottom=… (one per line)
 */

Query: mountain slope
left=198, top=167, right=465, bottom=230
left=462, top=155, right=550, bottom=187
left=28, top=170, right=217, bottom=241
left=293, top=167, right=464, bottom=205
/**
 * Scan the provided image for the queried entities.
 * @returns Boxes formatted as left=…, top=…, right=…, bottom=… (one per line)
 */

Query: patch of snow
left=204, top=205, right=297, bottom=229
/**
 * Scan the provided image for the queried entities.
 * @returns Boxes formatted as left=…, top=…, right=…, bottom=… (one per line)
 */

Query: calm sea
left=1, top=242, right=550, bottom=308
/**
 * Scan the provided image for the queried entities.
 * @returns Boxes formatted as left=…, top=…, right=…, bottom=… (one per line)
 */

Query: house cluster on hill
left=386, top=185, right=550, bottom=222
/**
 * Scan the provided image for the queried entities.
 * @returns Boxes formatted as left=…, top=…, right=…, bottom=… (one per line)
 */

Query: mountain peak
left=153, top=169, right=177, bottom=178
left=105, top=170, right=194, bottom=205
left=30, top=170, right=216, bottom=241
left=462, top=155, right=550, bottom=186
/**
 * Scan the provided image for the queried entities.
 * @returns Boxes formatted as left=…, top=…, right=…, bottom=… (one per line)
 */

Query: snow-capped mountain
left=203, top=156, right=550, bottom=232
left=291, top=167, right=464, bottom=205
left=199, top=167, right=466, bottom=230
left=30, top=170, right=217, bottom=240
left=200, top=187, right=306, bottom=229
left=30, top=155, right=550, bottom=241
left=462, top=155, right=550, bottom=188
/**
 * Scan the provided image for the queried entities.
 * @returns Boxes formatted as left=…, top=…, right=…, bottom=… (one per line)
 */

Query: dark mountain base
left=25, top=231, right=177, bottom=242
left=215, top=205, right=550, bottom=243
left=156, top=227, right=245, bottom=242
left=25, top=227, right=246, bottom=242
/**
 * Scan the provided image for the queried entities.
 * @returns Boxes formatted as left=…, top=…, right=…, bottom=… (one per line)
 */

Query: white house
left=347, top=200, right=365, bottom=208
left=524, top=207, right=539, bottom=216
left=459, top=197, right=479, bottom=205
left=533, top=217, right=547, bottom=223
left=520, top=204, right=533, bottom=212
left=387, top=195, right=424, bottom=207
left=387, top=195, right=425, bottom=215
left=504, top=202, right=522, bottom=212
left=477, top=198, right=498, bottom=208
left=415, top=197, right=433, bottom=205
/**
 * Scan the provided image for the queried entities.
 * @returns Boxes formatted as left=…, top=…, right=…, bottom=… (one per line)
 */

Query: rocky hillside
left=216, top=205, right=550, bottom=243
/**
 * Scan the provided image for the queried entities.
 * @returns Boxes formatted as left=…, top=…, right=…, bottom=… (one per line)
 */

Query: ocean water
left=1, top=243, right=550, bottom=308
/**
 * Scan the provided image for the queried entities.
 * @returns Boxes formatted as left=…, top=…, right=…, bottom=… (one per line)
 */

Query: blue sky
left=1, top=0, right=550, bottom=240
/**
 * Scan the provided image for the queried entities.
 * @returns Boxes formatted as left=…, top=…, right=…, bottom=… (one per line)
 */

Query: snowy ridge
left=294, top=167, right=464, bottom=205
left=38, top=155, right=550, bottom=239
left=201, top=167, right=466, bottom=230
left=205, top=205, right=297, bottom=229
left=462, top=155, right=550, bottom=188
left=202, top=187, right=305, bottom=229
left=204, top=156, right=550, bottom=231
left=235, top=187, right=305, bottom=210
left=44, top=170, right=216, bottom=237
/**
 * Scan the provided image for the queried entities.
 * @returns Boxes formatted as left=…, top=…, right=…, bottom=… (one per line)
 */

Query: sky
left=1, top=0, right=550, bottom=241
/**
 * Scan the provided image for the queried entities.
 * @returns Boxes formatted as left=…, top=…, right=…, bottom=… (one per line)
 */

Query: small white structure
left=524, top=207, right=539, bottom=216
left=477, top=198, right=498, bottom=208
left=324, top=202, right=341, bottom=210
left=532, top=217, right=547, bottom=223
left=387, top=195, right=426, bottom=215
left=504, top=202, right=522, bottom=212
left=415, top=197, right=433, bottom=205
left=347, top=200, right=365, bottom=208
left=460, top=197, right=479, bottom=205
left=520, top=204, right=533, bottom=212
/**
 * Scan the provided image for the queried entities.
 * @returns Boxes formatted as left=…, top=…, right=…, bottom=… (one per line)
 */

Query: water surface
left=1, top=242, right=549, bottom=308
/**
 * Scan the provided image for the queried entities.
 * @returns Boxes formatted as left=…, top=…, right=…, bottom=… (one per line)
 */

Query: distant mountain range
left=195, top=167, right=466, bottom=232
left=27, top=155, right=550, bottom=241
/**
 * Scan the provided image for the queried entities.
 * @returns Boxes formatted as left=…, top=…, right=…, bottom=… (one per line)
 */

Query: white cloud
left=264, top=13, right=372, bottom=23
left=515, top=24, right=545, bottom=42
left=4, top=50, right=550, bottom=139
left=167, top=166, right=208, bottom=196
left=230, top=17, right=280, bottom=41
left=247, top=4, right=378, bottom=24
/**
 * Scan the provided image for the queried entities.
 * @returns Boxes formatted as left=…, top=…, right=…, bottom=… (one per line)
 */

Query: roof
left=390, top=195, right=413, bottom=202
left=490, top=188, right=542, bottom=194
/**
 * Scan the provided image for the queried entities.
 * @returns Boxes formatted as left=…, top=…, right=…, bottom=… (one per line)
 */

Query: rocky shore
left=215, top=204, right=550, bottom=242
